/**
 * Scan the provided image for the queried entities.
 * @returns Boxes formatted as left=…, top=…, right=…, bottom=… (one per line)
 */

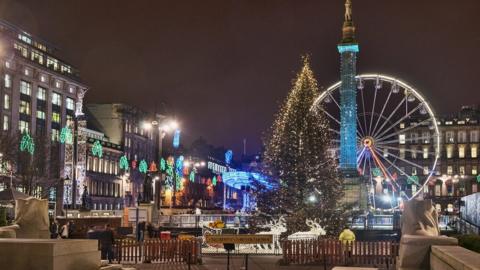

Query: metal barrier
left=282, top=239, right=399, bottom=268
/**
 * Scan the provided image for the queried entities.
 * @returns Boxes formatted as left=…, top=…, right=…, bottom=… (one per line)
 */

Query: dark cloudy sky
left=0, top=0, right=478, bottom=155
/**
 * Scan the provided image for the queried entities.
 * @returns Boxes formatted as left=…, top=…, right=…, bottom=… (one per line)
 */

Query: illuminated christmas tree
left=258, top=56, right=345, bottom=236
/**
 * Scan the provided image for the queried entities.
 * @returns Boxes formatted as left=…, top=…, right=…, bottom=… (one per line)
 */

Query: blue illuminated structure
left=225, top=150, right=233, bottom=164
left=222, top=171, right=276, bottom=190
left=173, top=129, right=181, bottom=148
left=338, top=0, right=359, bottom=177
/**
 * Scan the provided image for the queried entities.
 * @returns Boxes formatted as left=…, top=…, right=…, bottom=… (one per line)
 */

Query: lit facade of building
left=0, top=19, right=87, bottom=210
left=85, top=103, right=158, bottom=207
left=397, top=106, right=480, bottom=213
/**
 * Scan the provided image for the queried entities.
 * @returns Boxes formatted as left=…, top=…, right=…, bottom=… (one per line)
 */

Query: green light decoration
left=176, top=175, right=182, bottom=190
left=189, top=171, right=195, bottom=182
left=20, top=133, right=35, bottom=155
left=166, top=163, right=174, bottom=176
left=372, top=168, right=382, bottom=177
left=160, top=158, right=166, bottom=171
left=477, top=175, right=480, bottom=183
left=212, top=176, right=217, bottom=186
left=407, top=175, right=419, bottom=185
left=59, top=127, right=73, bottom=144
left=91, top=140, right=103, bottom=158
left=139, top=159, right=148, bottom=174
left=119, top=155, right=129, bottom=171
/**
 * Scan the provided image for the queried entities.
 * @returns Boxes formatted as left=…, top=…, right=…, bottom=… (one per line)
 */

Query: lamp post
left=142, top=118, right=178, bottom=209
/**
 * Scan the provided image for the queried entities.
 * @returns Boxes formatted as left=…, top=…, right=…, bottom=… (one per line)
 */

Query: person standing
left=60, top=222, right=69, bottom=239
left=101, top=224, right=115, bottom=263
left=136, top=221, right=146, bottom=242
left=50, top=220, right=59, bottom=239
left=339, top=226, right=356, bottom=265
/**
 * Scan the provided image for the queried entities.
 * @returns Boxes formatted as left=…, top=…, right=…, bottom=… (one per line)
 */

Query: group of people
left=88, top=224, right=115, bottom=263
left=49, top=220, right=76, bottom=239
left=136, top=221, right=158, bottom=241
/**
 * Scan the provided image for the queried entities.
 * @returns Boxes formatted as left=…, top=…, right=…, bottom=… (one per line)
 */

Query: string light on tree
left=160, top=158, right=166, bottom=171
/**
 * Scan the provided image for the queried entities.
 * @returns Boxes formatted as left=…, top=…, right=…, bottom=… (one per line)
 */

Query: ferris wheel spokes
left=371, top=87, right=394, bottom=137
left=374, top=103, right=424, bottom=141
left=372, top=96, right=407, bottom=139
left=368, top=87, right=379, bottom=135
left=371, top=147, right=422, bottom=188
left=375, top=118, right=433, bottom=144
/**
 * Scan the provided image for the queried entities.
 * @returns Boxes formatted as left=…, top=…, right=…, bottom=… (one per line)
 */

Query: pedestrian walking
left=50, top=220, right=59, bottom=239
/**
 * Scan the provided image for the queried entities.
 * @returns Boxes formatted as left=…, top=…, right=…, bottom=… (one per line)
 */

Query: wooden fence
left=111, top=238, right=200, bottom=264
left=282, top=239, right=399, bottom=268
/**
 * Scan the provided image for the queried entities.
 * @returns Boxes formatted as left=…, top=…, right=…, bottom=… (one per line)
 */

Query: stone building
left=0, top=19, right=87, bottom=214
left=85, top=103, right=158, bottom=207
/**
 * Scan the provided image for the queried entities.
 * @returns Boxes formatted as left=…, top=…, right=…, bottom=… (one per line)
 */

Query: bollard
left=245, top=254, right=249, bottom=270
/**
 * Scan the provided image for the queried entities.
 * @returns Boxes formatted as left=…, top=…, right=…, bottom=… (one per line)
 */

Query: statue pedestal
left=139, top=203, right=154, bottom=223
left=0, top=239, right=100, bottom=270
left=397, top=235, right=458, bottom=270
left=342, top=176, right=367, bottom=210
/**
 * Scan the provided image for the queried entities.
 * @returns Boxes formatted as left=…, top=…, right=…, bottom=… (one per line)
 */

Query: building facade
left=0, top=20, right=87, bottom=212
left=397, top=106, right=480, bottom=213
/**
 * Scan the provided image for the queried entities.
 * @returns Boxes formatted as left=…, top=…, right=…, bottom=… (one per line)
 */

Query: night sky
left=0, top=0, right=478, bottom=156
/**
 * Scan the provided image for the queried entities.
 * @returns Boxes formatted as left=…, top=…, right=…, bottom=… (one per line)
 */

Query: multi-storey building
left=85, top=103, right=158, bottom=207
left=398, top=106, right=480, bottom=213
left=0, top=20, right=87, bottom=207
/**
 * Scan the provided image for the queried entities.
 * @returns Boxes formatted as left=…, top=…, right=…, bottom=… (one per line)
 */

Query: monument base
left=0, top=239, right=100, bottom=270
left=342, top=175, right=367, bottom=210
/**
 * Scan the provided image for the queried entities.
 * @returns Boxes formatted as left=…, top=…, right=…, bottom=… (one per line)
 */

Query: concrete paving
left=126, top=255, right=334, bottom=270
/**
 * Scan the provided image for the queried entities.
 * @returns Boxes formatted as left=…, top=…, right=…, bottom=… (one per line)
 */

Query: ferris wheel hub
left=362, top=136, right=375, bottom=148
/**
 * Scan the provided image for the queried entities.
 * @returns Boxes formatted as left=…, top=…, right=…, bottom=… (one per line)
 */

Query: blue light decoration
left=221, top=171, right=276, bottom=190
left=337, top=44, right=359, bottom=53
left=338, top=42, right=359, bottom=176
left=175, top=155, right=184, bottom=177
left=173, top=129, right=181, bottom=149
left=189, top=171, right=195, bottom=182
left=139, top=159, right=148, bottom=174
left=225, top=150, right=233, bottom=165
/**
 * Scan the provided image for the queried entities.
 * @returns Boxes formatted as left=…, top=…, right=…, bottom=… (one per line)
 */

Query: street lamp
left=142, top=118, right=179, bottom=209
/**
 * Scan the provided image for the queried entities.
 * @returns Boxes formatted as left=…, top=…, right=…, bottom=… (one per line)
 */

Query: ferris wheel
left=313, top=74, right=440, bottom=209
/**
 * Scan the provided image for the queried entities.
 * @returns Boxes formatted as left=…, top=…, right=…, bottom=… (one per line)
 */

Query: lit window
left=30, top=49, right=44, bottom=65
left=47, top=57, right=59, bottom=70
left=18, top=33, right=32, bottom=44
left=423, top=166, right=429, bottom=175
left=19, top=100, right=30, bottom=115
left=60, top=65, right=72, bottom=74
left=52, top=92, right=61, bottom=106
left=4, top=74, right=11, bottom=88
left=20, top=80, right=32, bottom=95
left=445, top=131, right=454, bottom=143
left=3, top=94, right=9, bottom=110
left=36, top=111, right=45, bottom=120
left=411, top=147, right=417, bottom=159
left=458, top=131, right=467, bottom=143
left=446, top=146, right=453, bottom=159
left=19, top=120, right=29, bottom=133
left=470, top=131, right=479, bottom=143
left=55, top=81, right=61, bottom=88
left=5, top=61, right=11, bottom=68
left=3, top=116, right=9, bottom=131
left=24, top=68, right=30, bottom=76
left=459, top=146, right=465, bottom=158
left=447, top=166, right=453, bottom=175
left=69, top=86, right=74, bottom=93
left=400, top=123, right=405, bottom=129
left=412, top=167, right=417, bottom=175
left=472, top=146, right=478, bottom=158
left=472, top=166, right=477, bottom=175
left=422, top=132, right=430, bottom=144
left=459, top=166, right=465, bottom=175
left=37, top=87, right=47, bottom=100
left=51, top=129, right=59, bottom=141
left=66, top=98, right=75, bottom=111
left=52, top=112, right=60, bottom=123
left=66, top=114, right=73, bottom=123
left=40, top=75, right=47, bottom=83
left=423, top=147, right=429, bottom=159
left=14, top=42, right=28, bottom=57
left=410, top=133, right=418, bottom=143
left=400, top=148, right=405, bottom=159
left=399, top=134, right=406, bottom=144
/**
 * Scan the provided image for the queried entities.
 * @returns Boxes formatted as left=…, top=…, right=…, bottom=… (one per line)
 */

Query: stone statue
left=401, top=199, right=440, bottom=236
left=0, top=197, right=49, bottom=239
left=345, top=0, right=352, bottom=21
